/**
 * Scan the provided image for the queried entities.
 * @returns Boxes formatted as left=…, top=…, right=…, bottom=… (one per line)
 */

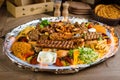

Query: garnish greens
left=69, top=49, right=73, bottom=57
left=40, top=20, right=50, bottom=28
left=68, top=47, right=98, bottom=64
left=78, top=47, right=98, bottom=64
left=98, top=37, right=103, bottom=41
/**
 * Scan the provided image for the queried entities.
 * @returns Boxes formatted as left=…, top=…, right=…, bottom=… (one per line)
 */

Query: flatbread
left=95, top=4, right=120, bottom=19
left=95, top=4, right=105, bottom=14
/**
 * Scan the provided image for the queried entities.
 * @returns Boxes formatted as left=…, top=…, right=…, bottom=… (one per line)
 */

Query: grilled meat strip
left=83, top=32, right=102, bottom=40
left=37, top=40, right=84, bottom=49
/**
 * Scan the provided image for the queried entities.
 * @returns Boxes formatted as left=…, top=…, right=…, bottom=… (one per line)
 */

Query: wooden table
left=0, top=6, right=120, bottom=80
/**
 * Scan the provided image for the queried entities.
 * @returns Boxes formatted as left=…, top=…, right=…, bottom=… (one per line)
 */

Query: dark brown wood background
left=0, top=6, right=120, bottom=80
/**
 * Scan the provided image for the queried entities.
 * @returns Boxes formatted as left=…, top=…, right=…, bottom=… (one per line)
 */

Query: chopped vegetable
left=81, top=33, right=86, bottom=38
left=55, top=58, right=63, bottom=66
left=30, top=56, right=39, bottom=64
left=27, top=56, right=33, bottom=62
left=68, top=47, right=99, bottom=64
left=40, top=24, right=44, bottom=28
left=98, top=37, right=103, bottom=41
left=40, top=20, right=50, bottom=28
left=78, top=47, right=98, bottom=64
left=73, top=49, right=79, bottom=65
left=64, top=57, right=73, bottom=64
left=68, top=49, right=73, bottom=57
left=85, top=22, right=93, bottom=28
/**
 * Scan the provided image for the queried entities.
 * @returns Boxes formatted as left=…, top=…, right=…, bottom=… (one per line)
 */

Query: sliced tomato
left=107, top=39, right=111, bottom=44
left=22, top=51, right=34, bottom=60
left=86, top=23, right=93, bottom=29
left=23, top=53, right=33, bottom=59
left=30, top=56, right=39, bottom=64
left=18, top=37, right=28, bottom=42
left=54, top=58, right=63, bottom=66
left=64, top=57, right=73, bottom=64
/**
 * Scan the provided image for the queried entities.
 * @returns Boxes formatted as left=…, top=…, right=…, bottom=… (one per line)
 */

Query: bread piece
left=95, top=4, right=105, bottom=14
left=95, top=4, right=120, bottom=19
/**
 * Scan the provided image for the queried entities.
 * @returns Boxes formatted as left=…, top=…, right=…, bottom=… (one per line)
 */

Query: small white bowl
left=37, top=51, right=57, bottom=65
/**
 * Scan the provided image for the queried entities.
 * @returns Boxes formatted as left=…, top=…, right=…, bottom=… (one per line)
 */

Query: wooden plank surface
left=0, top=6, right=120, bottom=80
left=7, top=1, right=54, bottom=17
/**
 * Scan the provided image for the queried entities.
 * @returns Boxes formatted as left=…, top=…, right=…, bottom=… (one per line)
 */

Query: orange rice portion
left=11, top=42, right=34, bottom=60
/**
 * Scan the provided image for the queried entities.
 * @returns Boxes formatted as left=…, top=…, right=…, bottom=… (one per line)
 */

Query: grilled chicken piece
left=49, top=33, right=73, bottom=40
left=27, top=29, right=40, bottom=41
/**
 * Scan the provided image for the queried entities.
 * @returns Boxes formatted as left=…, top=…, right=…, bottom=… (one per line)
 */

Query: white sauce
left=88, top=28, right=96, bottom=32
left=37, top=51, right=57, bottom=65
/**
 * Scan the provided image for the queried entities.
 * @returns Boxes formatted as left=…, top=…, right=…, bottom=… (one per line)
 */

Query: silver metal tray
left=3, top=17, right=119, bottom=74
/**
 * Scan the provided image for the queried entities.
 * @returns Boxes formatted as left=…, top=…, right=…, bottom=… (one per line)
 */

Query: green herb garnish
left=82, top=33, right=86, bottom=38
left=78, top=47, right=98, bottom=64
left=40, top=20, right=50, bottom=28
left=98, top=37, right=103, bottom=41
left=40, top=24, right=44, bottom=28
left=68, top=49, right=73, bottom=57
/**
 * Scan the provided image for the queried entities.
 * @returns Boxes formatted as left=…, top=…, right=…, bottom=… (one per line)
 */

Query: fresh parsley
left=40, top=20, right=50, bottom=28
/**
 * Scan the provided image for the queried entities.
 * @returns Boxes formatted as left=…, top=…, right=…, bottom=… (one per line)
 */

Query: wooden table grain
left=0, top=6, right=120, bottom=80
